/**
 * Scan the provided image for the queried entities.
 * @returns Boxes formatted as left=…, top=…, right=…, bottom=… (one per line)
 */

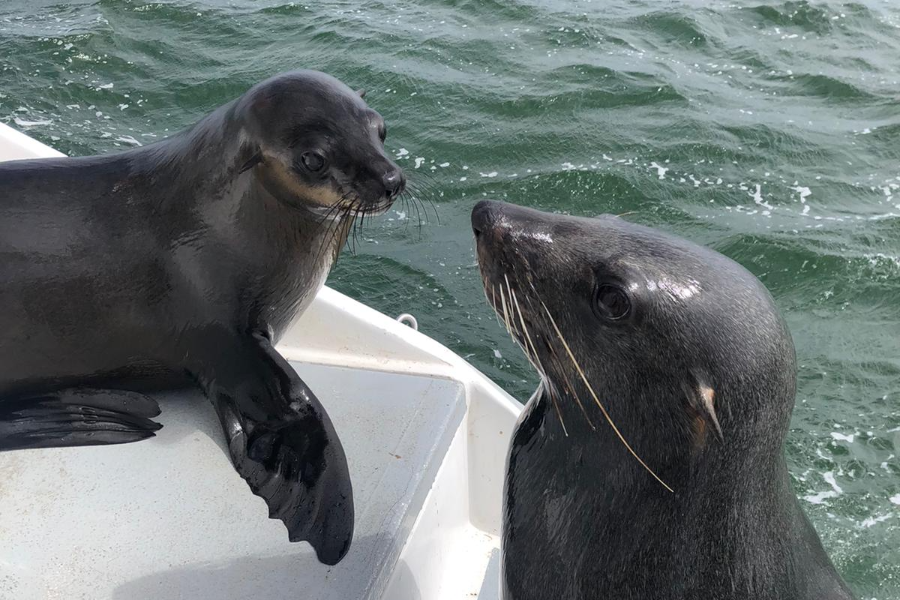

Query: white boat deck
left=0, top=122, right=522, bottom=600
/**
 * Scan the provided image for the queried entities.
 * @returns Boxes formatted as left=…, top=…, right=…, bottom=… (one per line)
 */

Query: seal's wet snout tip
left=382, top=168, right=406, bottom=200
left=471, top=199, right=501, bottom=237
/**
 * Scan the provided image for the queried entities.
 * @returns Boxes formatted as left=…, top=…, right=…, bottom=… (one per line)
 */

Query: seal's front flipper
left=0, top=389, right=162, bottom=451
left=195, top=330, right=354, bottom=565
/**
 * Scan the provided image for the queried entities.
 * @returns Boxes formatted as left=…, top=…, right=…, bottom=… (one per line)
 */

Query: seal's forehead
left=562, top=214, right=758, bottom=294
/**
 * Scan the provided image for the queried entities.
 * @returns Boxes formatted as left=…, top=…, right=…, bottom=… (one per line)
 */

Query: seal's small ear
left=683, top=369, right=724, bottom=445
left=356, top=89, right=367, bottom=99
left=239, top=148, right=263, bottom=174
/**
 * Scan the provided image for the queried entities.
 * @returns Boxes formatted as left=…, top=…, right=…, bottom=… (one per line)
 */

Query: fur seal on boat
left=0, top=70, right=405, bottom=565
left=471, top=200, right=856, bottom=599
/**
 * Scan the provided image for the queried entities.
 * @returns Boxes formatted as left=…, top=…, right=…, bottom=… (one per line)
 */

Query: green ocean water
left=1, top=0, right=898, bottom=596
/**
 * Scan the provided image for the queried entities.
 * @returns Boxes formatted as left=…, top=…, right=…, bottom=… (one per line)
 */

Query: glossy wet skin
left=240, top=71, right=405, bottom=218
left=472, top=200, right=856, bottom=600
left=0, top=70, right=405, bottom=566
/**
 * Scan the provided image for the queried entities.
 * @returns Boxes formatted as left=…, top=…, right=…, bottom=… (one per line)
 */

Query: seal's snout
left=382, top=168, right=406, bottom=200
left=471, top=199, right=500, bottom=238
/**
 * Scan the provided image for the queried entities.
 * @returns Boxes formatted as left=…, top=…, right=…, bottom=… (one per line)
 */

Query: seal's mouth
left=300, top=178, right=399, bottom=223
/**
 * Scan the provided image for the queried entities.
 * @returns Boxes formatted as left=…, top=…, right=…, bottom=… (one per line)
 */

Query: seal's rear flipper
left=0, top=389, right=162, bottom=451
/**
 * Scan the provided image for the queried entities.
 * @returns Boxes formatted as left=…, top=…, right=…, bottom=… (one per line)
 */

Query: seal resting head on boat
left=471, top=200, right=856, bottom=599
left=0, top=70, right=405, bottom=565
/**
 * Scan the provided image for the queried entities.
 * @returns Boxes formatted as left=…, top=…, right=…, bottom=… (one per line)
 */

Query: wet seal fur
left=472, top=200, right=856, bottom=599
left=0, top=70, right=405, bottom=565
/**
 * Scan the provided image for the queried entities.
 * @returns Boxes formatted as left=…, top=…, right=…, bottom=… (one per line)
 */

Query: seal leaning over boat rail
left=0, top=70, right=405, bottom=565
left=472, top=200, right=856, bottom=600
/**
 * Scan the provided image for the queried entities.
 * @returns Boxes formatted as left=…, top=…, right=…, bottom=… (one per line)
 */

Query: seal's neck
left=523, top=385, right=823, bottom=598
left=136, top=100, right=252, bottom=197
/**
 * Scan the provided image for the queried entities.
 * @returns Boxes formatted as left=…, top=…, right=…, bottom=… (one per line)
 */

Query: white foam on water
left=750, top=184, right=773, bottom=210
left=831, top=432, right=855, bottom=443
left=414, top=157, right=425, bottom=168
left=824, top=471, right=843, bottom=494
left=114, top=135, right=142, bottom=146
left=649, top=161, right=668, bottom=179
left=791, top=185, right=811, bottom=203
left=804, top=471, right=843, bottom=505
left=804, top=490, right=838, bottom=505
left=439, top=162, right=449, bottom=167
left=890, top=494, right=900, bottom=505
left=395, top=148, right=409, bottom=158
left=861, top=514, right=892, bottom=528
left=480, top=171, right=498, bottom=177
left=493, top=349, right=502, bottom=359
left=12, top=116, right=52, bottom=128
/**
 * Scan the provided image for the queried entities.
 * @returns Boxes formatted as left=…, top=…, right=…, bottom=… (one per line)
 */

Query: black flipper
left=0, top=388, right=162, bottom=451
left=191, top=330, right=354, bottom=565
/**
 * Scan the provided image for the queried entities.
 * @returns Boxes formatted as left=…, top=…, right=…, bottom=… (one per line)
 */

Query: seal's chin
left=359, top=197, right=396, bottom=216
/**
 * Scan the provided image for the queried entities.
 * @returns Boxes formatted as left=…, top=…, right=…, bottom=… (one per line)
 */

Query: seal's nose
left=382, top=169, right=405, bottom=200
left=471, top=199, right=500, bottom=238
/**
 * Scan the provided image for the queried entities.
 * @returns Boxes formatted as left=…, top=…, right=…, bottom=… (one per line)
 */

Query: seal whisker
left=491, top=285, right=503, bottom=329
left=408, top=191, right=424, bottom=236
left=545, top=383, right=569, bottom=438
left=498, top=284, right=512, bottom=338
left=405, top=177, right=441, bottom=225
left=511, top=287, right=568, bottom=437
left=503, top=274, right=519, bottom=337
left=560, top=367, right=596, bottom=431
left=539, top=300, right=673, bottom=493
left=516, top=280, right=595, bottom=431
left=309, top=203, right=344, bottom=268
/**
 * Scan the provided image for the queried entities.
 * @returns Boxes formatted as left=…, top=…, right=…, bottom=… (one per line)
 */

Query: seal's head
left=239, top=70, right=405, bottom=218
left=472, top=200, right=795, bottom=477
left=476, top=201, right=854, bottom=600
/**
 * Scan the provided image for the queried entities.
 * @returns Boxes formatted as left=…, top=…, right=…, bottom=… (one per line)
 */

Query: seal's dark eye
left=594, top=284, right=630, bottom=321
left=301, top=151, right=326, bottom=173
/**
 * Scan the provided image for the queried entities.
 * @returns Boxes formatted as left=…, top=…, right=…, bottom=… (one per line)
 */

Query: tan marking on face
left=257, top=151, right=345, bottom=208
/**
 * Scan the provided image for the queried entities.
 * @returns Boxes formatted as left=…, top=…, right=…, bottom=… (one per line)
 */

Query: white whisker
left=540, top=300, right=673, bottom=493
left=512, top=287, right=568, bottom=437
left=499, top=284, right=512, bottom=336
